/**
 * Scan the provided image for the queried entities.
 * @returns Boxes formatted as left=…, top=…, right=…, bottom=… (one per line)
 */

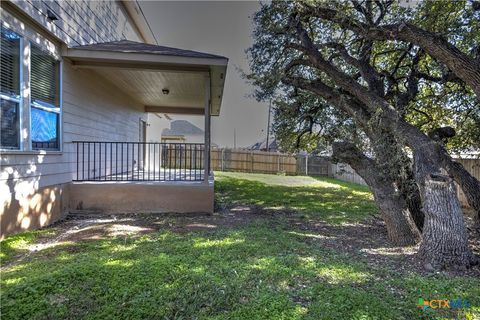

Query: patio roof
left=62, top=40, right=228, bottom=116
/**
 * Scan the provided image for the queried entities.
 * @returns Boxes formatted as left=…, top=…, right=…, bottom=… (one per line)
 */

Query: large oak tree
left=247, top=0, right=480, bottom=268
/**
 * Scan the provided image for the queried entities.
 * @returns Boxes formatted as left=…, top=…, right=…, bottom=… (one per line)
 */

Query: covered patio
left=62, top=40, right=228, bottom=213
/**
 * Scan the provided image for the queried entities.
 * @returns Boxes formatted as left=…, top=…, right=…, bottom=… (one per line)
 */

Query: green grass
left=1, top=172, right=478, bottom=320
left=0, top=229, right=57, bottom=265
left=215, top=172, right=376, bottom=224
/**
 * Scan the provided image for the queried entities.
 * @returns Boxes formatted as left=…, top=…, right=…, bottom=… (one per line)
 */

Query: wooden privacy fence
left=454, top=158, right=480, bottom=207
left=296, top=154, right=480, bottom=208
left=211, top=149, right=480, bottom=208
left=210, top=148, right=297, bottom=174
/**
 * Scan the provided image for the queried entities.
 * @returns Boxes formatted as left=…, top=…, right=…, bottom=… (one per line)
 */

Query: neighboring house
left=249, top=137, right=279, bottom=152
left=0, top=0, right=228, bottom=238
left=161, top=120, right=204, bottom=143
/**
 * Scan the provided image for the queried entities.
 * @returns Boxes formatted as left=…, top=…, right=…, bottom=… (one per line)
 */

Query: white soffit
left=63, top=40, right=228, bottom=116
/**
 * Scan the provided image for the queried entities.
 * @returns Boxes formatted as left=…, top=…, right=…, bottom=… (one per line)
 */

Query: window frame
left=0, top=23, right=63, bottom=154
left=29, top=43, right=63, bottom=152
left=0, top=28, right=23, bottom=150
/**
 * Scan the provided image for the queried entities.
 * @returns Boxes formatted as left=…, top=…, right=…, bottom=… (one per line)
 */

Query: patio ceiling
left=62, top=40, right=228, bottom=116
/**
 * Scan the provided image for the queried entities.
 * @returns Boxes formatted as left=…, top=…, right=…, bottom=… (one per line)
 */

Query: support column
left=204, top=75, right=211, bottom=183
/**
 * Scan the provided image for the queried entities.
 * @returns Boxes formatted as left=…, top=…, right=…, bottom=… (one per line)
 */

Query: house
left=0, top=0, right=228, bottom=238
left=161, top=120, right=204, bottom=143
left=248, top=137, right=279, bottom=152
left=148, top=119, right=205, bottom=143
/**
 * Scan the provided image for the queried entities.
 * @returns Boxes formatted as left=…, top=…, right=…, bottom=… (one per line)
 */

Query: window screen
left=31, top=45, right=60, bottom=107
left=0, top=26, right=21, bottom=149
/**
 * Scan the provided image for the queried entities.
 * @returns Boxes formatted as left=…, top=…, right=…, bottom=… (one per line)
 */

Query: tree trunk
left=417, top=174, right=476, bottom=268
left=397, top=170, right=425, bottom=232
left=332, top=142, right=420, bottom=246
left=408, top=134, right=477, bottom=269
left=367, top=129, right=425, bottom=232
left=373, top=189, right=421, bottom=246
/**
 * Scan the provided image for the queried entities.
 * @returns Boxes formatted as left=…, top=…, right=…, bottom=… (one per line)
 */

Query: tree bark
left=398, top=170, right=425, bottom=232
left=368, top=130, right=426, bottom=232
left=417, top=174, right=476, bottom=268
left=332, top=142, right=420, bottom=246
left=405, top=125, right=478, bottom=268
left=398, top=121, right=480, bottom=220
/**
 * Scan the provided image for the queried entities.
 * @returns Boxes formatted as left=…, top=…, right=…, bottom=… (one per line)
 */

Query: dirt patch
left=288, top=214, right=480, bottom=277
left=12, top=207, right=267, bottom=246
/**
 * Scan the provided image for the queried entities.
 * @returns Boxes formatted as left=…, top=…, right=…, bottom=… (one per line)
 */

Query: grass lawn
left=1, top=172, right=478, bottom=320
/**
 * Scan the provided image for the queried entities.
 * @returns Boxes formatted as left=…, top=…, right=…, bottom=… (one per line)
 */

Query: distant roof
left=249, top=137, right=279, bottom=151
left=162, top=120, right=204, bottom=136
left=71, top=40, right=227, bottom=60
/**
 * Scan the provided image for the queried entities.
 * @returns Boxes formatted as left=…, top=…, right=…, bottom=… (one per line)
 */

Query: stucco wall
left=69, top=182, right=214, bottom=214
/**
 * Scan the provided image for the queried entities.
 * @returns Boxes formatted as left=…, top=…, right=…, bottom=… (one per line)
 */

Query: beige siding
left=1, top=2, right=146, bottom=192
left=1, top=59, right=146, bottom=190
left=7, top=0, right=143, bottom=46
left=1, top=1, right=149, bottom=236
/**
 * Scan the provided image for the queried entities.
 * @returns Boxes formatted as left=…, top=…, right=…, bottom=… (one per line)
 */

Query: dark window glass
left=1, top=26, right=21, bottom=149
left=0, top=27, right=20, bottom=96
left=0, top=99, right=20, bottom=148
left=31, top=107, right=59, bottom=150
left=31, top=45, right=60, bottom=106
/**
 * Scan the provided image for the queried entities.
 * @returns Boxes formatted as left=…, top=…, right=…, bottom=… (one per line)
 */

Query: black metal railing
left=73, top=141, right=205, bottom=182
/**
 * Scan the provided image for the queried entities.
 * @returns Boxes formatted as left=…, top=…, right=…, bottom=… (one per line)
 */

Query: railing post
left=75, top=142, right=78, bottom=181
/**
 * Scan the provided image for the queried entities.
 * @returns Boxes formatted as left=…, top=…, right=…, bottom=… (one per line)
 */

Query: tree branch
left=302, top=5, right=480, bottom=96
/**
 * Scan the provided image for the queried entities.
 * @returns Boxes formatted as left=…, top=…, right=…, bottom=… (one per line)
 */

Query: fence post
left=221, top=148, right=225, bottom=171
left=251, top=151, right=254, bottom=173
left=305, top=154, right=308, bottom=176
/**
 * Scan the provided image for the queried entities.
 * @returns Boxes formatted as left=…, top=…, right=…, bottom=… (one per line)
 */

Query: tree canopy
left=247, top=0, right=480, bottom=154
left=247, top=0, right=480, bottom=268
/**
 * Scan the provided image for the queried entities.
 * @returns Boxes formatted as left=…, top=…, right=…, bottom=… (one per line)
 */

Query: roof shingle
left=71, top=40, right=227, bottom=60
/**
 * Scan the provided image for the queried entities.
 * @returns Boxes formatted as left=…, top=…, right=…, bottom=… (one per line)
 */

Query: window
left=31, top=45, right=60, bottom=150
left=0, top=25, right=61, bottom=152
left=0, top=26, right=21, bottom=149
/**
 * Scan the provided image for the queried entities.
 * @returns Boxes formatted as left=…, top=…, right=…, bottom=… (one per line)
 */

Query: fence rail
left=211, top=148, right=297, bottom=174
left=73, top=141, right=205, bottom=182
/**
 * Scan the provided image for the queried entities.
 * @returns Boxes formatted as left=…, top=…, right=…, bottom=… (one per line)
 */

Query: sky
left=140, top=0, right=269, bottom=148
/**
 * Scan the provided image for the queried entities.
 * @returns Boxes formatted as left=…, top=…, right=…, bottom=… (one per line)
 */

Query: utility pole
left=266, top=99, right=271, bottom=151
left=233, top=128, right=237, bottom=149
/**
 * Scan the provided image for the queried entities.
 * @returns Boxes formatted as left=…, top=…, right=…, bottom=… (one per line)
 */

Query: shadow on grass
left=0, top=229, right=58, bottom=265
left=1, top=220, right=478, bottom=320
